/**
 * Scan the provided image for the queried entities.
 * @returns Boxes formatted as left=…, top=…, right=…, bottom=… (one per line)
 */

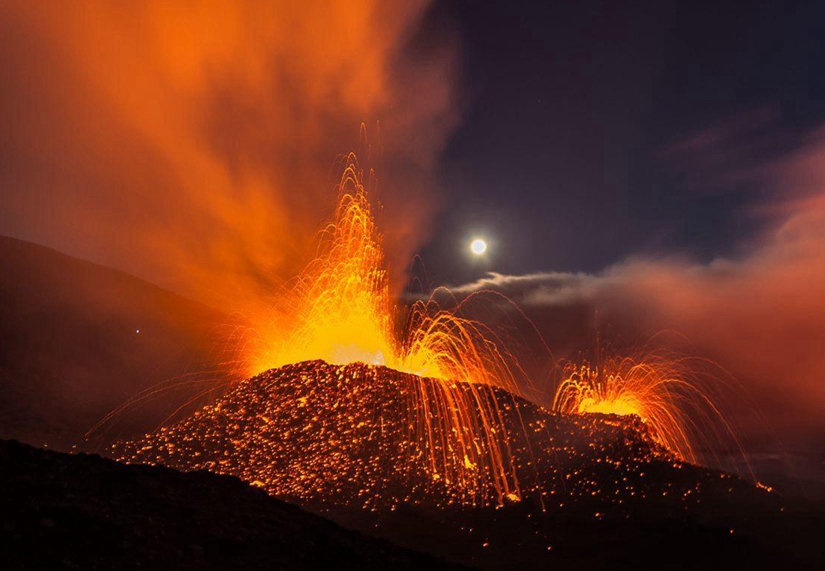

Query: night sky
left=421, top=0, right=825, bottom=282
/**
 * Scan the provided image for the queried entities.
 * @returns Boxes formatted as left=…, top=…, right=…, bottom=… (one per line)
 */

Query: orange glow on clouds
left=1, top=0, right=456, bottom=315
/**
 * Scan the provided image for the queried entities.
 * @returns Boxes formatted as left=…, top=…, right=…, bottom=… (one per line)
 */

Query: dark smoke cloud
left=0, top=0, right=458, bottom=310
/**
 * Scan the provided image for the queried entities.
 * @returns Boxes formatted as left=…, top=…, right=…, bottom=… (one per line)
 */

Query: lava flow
left=115, top=359, right=761, bottom=512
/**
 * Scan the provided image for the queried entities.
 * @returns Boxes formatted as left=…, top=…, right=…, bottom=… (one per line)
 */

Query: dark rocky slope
left=0, top=439, right=465, bottom=571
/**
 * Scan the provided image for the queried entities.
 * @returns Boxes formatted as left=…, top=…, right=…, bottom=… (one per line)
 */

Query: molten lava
left=245, top=161, right=395, bottom=373
left=552, top=349, right=747, bottom=468
left=244, top=154, right=520, bottom=390
left=115, top=360, right=756, bottom=511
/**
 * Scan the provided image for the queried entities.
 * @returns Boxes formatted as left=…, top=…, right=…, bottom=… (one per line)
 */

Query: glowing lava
left=552, top=348, right=747, bottom=468
left=117, top=358, right=767, bottom=513
left=244, top=155, right=517, bottom=389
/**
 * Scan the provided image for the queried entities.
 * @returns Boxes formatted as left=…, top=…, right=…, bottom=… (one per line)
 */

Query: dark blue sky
left=417, top=0, right=825, bottom=283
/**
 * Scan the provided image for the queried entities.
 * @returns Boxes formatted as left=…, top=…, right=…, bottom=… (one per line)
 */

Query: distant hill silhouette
left=0, top=236, right=227, bottom=451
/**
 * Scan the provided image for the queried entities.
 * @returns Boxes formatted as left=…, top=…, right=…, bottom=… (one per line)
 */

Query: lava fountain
left=229, top=154, right=531, bottom=505
left=243, top=154, right=522, bottom=389
left=552, top=344, right=748, bottom=470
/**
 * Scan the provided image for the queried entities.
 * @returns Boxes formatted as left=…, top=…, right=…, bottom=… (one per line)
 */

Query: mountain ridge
left=0, top=438, right=466, bottom=571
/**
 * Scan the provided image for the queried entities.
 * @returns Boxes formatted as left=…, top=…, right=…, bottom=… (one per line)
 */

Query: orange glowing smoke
left=242, top=154, right=525, bottom=389
left=1, top=0, right=456, bottom=312
left=552, top=346, right=747, bottom=468
left=233, top=155, right=528, bottom=505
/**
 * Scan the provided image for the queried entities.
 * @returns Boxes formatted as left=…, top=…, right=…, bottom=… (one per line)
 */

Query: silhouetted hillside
left=0, top=439, right=463, bottom=571
left=0, top=236, right=227, bottom=451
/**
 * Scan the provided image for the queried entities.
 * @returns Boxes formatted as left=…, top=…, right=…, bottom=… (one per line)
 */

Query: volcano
left=113, top=360, right=762, bottom=512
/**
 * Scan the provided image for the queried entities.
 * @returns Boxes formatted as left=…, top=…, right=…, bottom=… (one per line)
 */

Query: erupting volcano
left=113, top=156, right=755, bottom=513
left=6, top=2, right=825, bottom=568
left=206, top=156, right=532, bottom=505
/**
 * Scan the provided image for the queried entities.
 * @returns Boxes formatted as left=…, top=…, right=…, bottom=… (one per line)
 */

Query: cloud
left=653, top=104, right=787, bottom=195
left=451, top=269, right=629, bottom=307
left=0, top=0, right=458, bottom=310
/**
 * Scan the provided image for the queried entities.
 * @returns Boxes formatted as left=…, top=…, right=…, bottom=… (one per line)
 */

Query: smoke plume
left=0, top=0, right=458, bottom=311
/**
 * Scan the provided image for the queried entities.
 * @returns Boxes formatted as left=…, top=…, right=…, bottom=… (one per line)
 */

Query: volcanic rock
left=114, top=360, right=759, bottom=510
left=107, top=361, right=825, bottom=569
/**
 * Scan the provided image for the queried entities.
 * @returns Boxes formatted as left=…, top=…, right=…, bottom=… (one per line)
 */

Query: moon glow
left=470, top=238, right=487, bottom=256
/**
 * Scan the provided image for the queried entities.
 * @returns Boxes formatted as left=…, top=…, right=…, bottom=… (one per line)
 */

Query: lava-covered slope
left=113, top=360, right=762, bottom=511
left=0, top=439, right=464, bottom=571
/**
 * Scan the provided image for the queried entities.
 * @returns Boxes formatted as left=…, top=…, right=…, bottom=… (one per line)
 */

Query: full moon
left=470, top=238, right=488, bottom=255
